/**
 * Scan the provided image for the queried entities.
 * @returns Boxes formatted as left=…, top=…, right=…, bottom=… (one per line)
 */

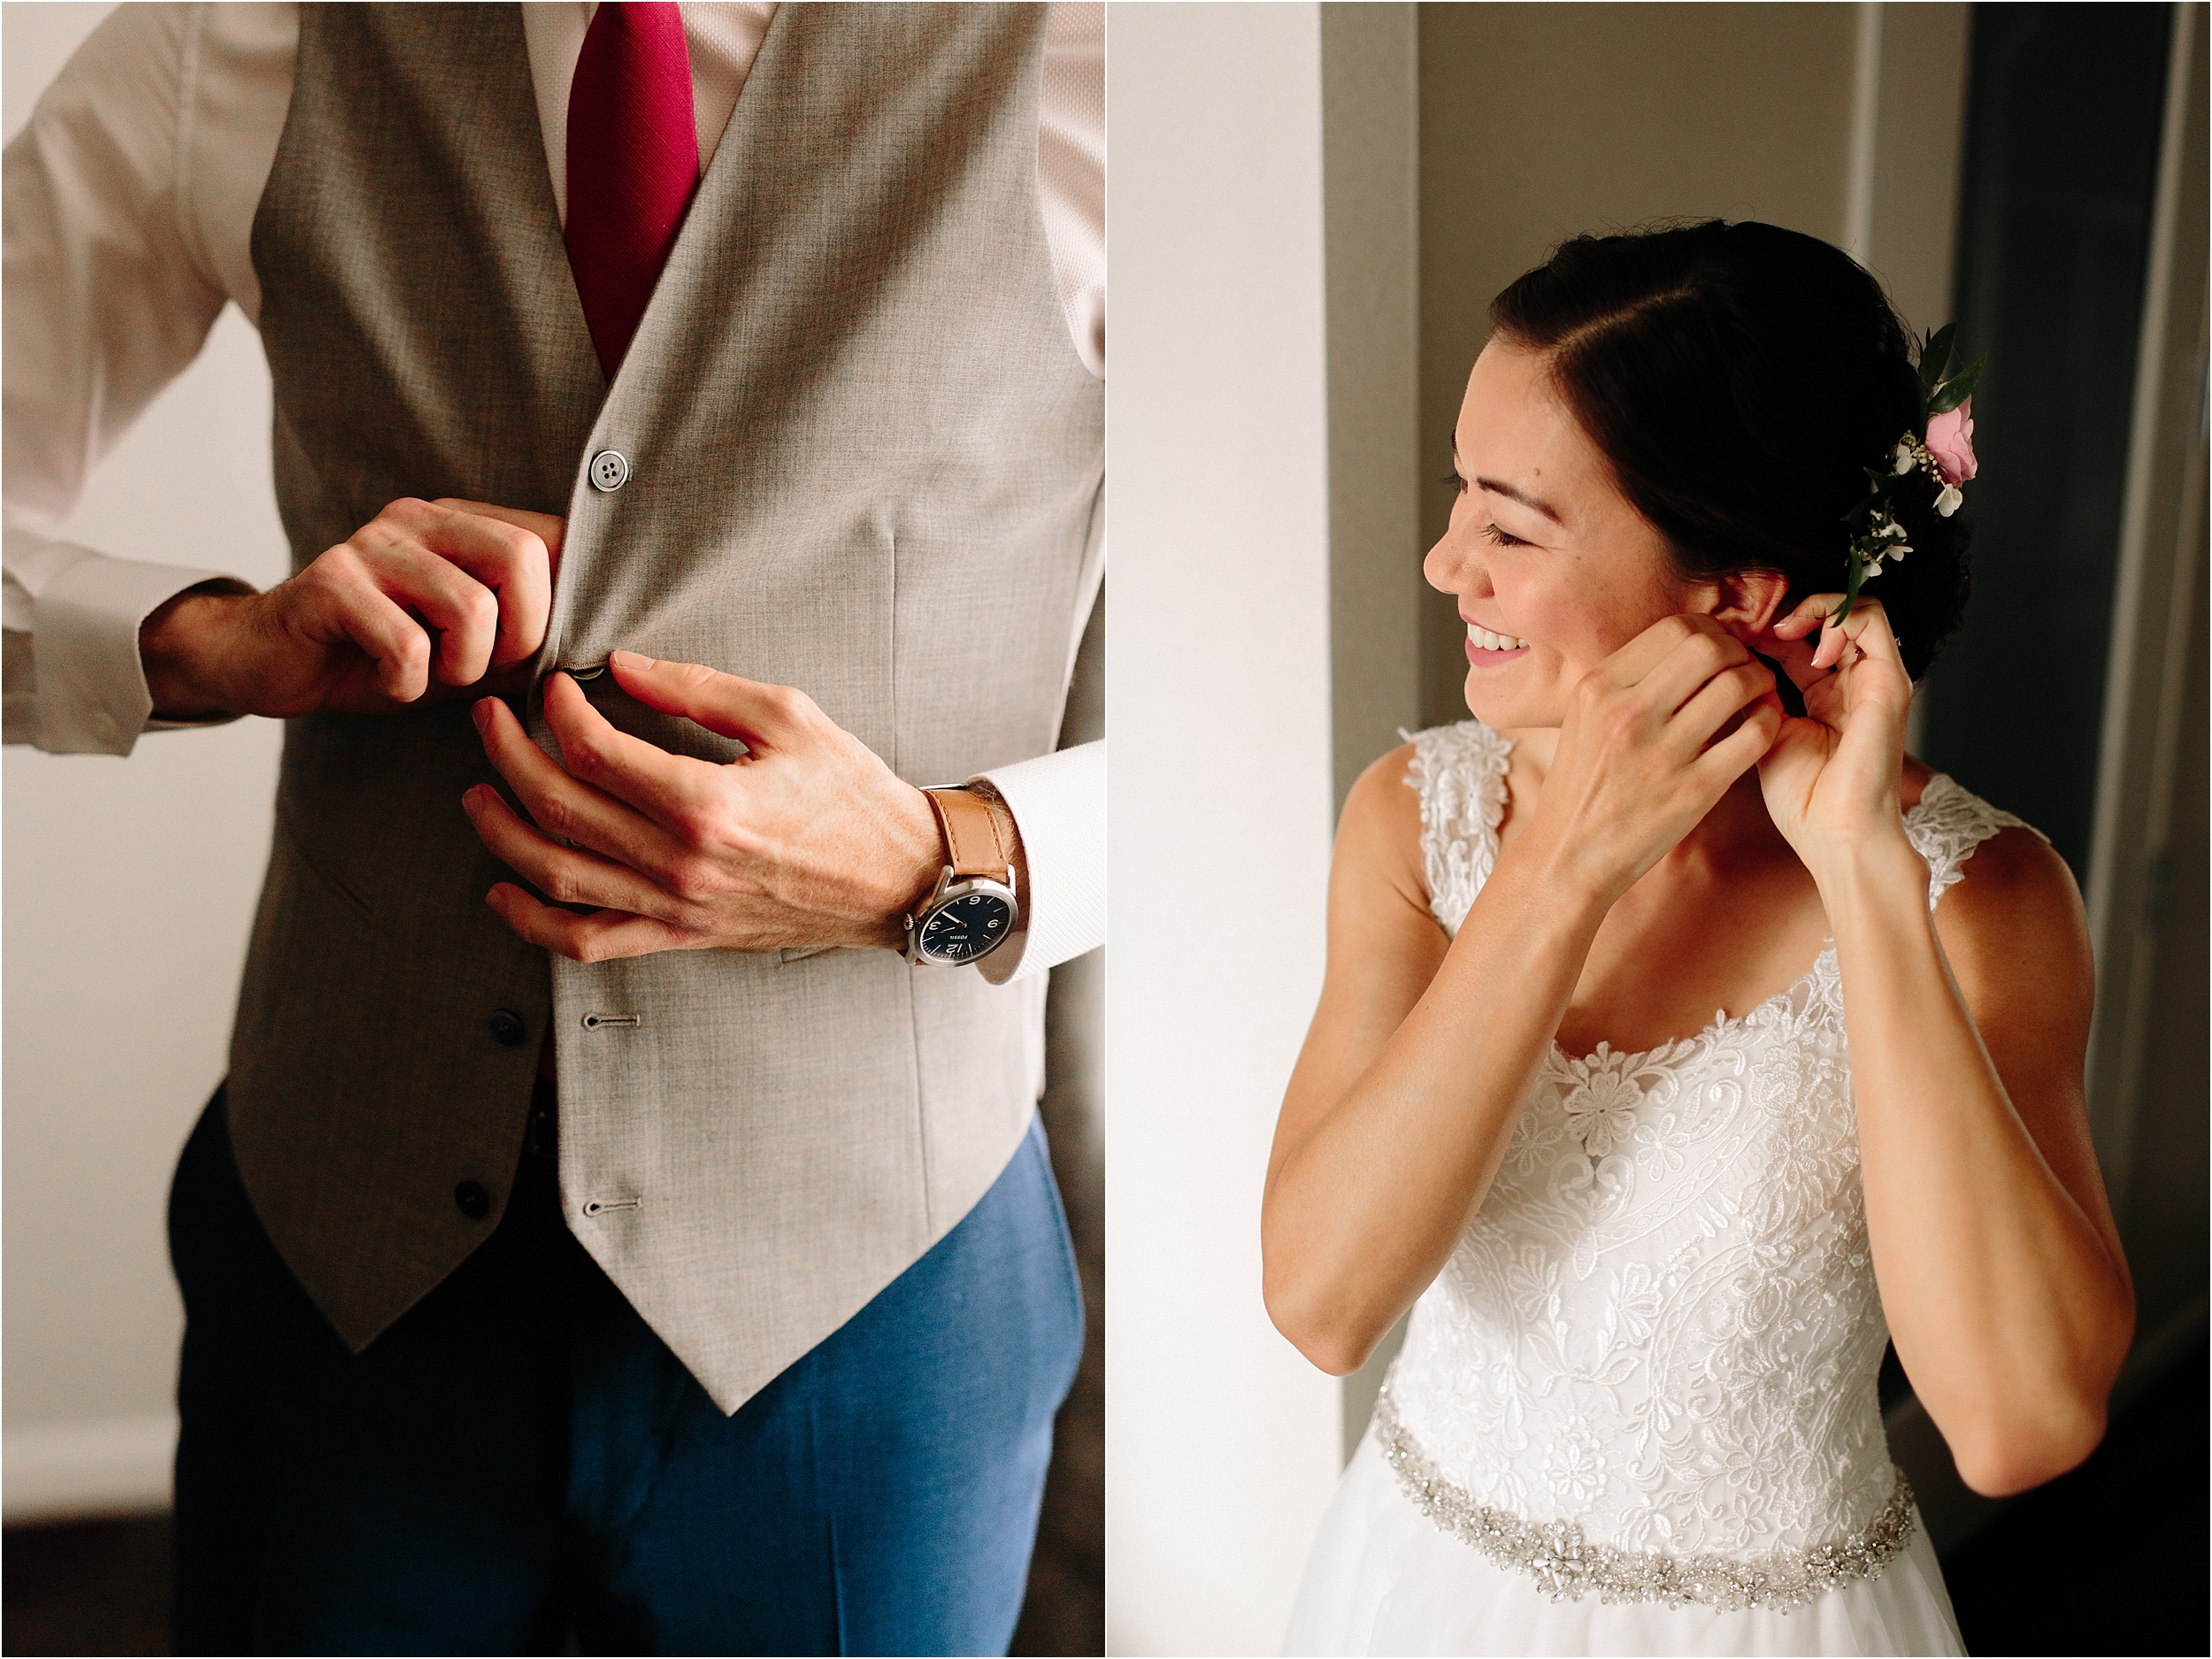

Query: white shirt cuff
left=972, top=739, right=1104, bottom=985
left=24, top=543, right=245, bottom=755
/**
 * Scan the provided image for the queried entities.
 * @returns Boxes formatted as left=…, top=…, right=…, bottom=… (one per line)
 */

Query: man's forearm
left=140, top=583, right=260, bottom=721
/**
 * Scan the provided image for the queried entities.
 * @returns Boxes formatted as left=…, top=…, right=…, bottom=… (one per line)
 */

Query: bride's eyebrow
left=1474, top=476, right=1563, bottom=526
left=1448, top=439, right=1564, bottom=525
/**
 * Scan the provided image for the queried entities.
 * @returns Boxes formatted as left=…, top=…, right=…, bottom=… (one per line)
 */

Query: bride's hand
left=1518, top=613, right=1785, bottom=905
left=1753, top=594, right=1915, bottom=871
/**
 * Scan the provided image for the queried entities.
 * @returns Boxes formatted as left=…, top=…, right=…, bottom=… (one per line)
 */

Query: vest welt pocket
left=778, top=945, right=839, bottom=965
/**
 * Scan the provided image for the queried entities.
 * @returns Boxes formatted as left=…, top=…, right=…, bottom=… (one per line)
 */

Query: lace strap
left=1903, top=774, right=2045, bottom=910
left=1402, top=721, right=1513, bottom=937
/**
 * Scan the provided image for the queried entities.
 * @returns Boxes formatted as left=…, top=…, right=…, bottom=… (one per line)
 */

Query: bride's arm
left=1260, top=745, right=1612, bottom=1375
left=1830, top=826, right=2131, bottom=1497
left=1760, top=595, right=2132, bottom=1498
left=1263, top=616, right=1782, bottom=1375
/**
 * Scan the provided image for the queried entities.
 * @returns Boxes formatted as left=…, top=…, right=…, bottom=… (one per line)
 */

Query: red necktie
left=565, top=3, right=700, bottom=377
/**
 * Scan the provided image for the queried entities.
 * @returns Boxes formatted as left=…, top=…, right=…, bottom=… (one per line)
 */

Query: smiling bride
left=1266, top=220, right=2133, bottom=1656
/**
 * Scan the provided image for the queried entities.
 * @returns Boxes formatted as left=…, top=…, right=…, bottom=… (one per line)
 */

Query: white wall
left=1104, top=5, right=1343, bottom=1651
left=3, top=1, right=290, bottom=1519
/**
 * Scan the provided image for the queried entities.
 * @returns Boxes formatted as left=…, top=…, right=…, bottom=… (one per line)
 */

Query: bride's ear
left=1710, top=570, right=1792, bottom=642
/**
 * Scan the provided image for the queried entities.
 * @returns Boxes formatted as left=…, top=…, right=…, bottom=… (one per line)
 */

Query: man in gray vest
left=4, top=4, right=1103, bottom=1651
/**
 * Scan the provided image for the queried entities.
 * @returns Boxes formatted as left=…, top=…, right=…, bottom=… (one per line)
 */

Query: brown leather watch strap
left=923, top=787, right=1011, bottom=882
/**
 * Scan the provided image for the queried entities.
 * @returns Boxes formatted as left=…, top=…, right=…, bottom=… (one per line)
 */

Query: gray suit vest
left=230, top=3, right=1102, bottom=1412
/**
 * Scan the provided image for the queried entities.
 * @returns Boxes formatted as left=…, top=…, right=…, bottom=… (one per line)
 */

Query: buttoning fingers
left=606, top=649, right=827, bottom=751
left=471, top=691, right=680, bottom=869
left=539, top=671, right=724, bottom=831
left=462, top=786, right=687, bottom=919
left=313, top=556, right=436, bottom=703
left=483, top=881, right=702, bottom=964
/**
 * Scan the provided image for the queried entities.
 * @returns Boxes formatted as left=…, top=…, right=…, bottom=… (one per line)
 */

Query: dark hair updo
left=1490, top=219, right=1970, bottom=681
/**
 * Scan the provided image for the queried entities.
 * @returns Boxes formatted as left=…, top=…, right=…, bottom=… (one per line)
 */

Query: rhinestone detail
left=1373, top=1392, right=1918, bottom=1614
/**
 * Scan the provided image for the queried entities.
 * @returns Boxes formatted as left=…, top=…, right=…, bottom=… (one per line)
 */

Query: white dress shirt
left=4, top=1, right=1104, bottom=981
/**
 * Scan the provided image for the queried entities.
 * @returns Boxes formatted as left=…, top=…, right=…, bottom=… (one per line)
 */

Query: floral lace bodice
left=1386, top=721, right=2031, bottom=1563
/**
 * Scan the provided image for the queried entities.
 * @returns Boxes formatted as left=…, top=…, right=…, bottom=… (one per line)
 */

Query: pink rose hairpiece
left=1835, top=323, right=1984, bottom=621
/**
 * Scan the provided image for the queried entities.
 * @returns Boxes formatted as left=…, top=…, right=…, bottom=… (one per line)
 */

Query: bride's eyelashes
left=1441, top=473, right=1532, bottom=548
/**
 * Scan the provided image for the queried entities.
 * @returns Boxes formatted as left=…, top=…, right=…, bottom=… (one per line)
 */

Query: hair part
left=1489, top=219, right=1970, bottom=681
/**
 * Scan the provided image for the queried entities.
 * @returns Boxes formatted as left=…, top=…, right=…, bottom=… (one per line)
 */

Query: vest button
left=454, top=1180, right=491, bottom=1220
left=488, top=1008, right=528, bottom=1048
left=588, top=449, right=629, bottom=492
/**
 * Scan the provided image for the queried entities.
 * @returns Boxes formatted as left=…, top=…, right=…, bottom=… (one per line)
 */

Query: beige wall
left=1320, top=4, right=1423, bottom=811
left=4, top=1, right=292, bottom=1519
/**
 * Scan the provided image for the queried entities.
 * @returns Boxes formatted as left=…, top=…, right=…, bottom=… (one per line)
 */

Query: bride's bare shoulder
left=1339, top=740, right=1424, bottom=855
left=1335, top=741, right=1435, bottom=921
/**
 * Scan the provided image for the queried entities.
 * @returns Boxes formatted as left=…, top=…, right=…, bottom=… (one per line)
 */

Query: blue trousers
left=169, top=1087, right=1083, bottom=1655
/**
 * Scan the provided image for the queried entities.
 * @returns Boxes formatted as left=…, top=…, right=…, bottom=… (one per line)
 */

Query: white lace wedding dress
left=1283, top=721, right=2023, bottom=1656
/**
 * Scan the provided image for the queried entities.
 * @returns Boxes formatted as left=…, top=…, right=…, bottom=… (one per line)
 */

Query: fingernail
left=609, top=649, right=645, bottom=670
left=472, top=699, right=492, bottom=732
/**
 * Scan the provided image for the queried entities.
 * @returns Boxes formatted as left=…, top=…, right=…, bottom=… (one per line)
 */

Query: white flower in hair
left=1934, top=484, right=1963, bottom=518
left=1892, top=439, right=1916, bottom=476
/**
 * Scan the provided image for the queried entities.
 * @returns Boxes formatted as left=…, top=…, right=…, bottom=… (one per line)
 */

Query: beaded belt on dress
left=1371, top=1390, right=1918, bottom=1614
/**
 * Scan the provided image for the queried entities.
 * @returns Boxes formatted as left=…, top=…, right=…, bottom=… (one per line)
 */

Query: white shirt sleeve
left=972, top=738, right=1106, bottom=984
left=3, top=2, right=285, bottom=755
left=971, top=4, right=1106, bottom=979
left=3, top=532, right=248, bottom=752
left=1040, top=1, right=1103, bottom=380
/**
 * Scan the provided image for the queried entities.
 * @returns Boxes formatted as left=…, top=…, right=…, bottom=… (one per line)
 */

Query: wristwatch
left=903, top=786, right=1019, bottom=966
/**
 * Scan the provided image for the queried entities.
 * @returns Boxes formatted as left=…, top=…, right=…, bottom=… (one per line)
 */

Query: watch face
left=919, top=888, right=1015, bottom=963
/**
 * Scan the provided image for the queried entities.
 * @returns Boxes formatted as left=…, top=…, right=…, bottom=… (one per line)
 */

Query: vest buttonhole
left=580, top=1013, right=641, bottom=1030
left=581, top=1196, right=642, bottom=1217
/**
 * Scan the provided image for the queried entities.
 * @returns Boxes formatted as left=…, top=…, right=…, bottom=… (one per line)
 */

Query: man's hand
left=139, top=498, right=563, bottom=719
left=463, top=653, right=947, bottom=961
